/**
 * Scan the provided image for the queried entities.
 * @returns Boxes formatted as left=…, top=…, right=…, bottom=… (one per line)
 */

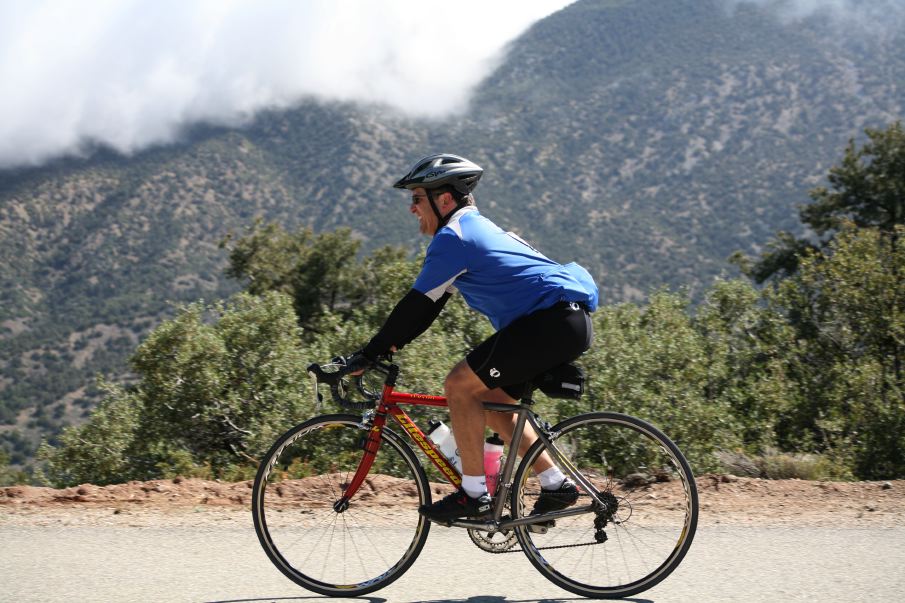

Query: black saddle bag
left=533, top=362, right=585, bottom=400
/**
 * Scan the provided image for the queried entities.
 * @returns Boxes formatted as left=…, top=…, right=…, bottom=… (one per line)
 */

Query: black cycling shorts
left=466, top=301, right=593, bottom=400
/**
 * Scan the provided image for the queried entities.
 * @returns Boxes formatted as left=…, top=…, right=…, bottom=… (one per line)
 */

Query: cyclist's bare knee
left=444, top=361, right=486, bottom=405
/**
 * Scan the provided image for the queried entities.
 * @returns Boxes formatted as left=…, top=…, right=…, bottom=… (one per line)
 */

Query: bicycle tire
left=252, top=414, right=431, bottom=597
left=511, top=411, right=698, bottom=599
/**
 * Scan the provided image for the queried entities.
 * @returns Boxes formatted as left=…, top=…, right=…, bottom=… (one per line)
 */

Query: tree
left=693, top=279, right=799, bottom=451
left=767, top=225, right=905, bottom=478
left=734, top=121, right=905, bottom=283
left=37, top=381, right=141, bottom=486
left=39, top=292, right=316, bottom=486
left=804, top=122, right=905, bottom=237
left=0, top=447, right=30, bottom=486
left=579, top=290, right=743, bottom=471
left=221, top=221, right=411, bottom=333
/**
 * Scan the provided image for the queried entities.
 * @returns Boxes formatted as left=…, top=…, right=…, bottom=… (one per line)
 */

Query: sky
left=0, top=0, right=573, bottom=169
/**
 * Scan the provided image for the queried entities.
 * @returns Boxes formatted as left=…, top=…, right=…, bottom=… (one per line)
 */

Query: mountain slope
left=1, top=0, right=903, bottom=459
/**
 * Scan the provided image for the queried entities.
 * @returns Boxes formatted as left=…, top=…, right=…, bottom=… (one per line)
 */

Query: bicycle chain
left=497, top=539, right=607, bottom=553
left=491, top=492, right=614, bottom=553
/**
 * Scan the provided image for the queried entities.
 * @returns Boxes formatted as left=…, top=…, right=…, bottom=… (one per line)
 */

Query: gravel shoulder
left=2, top=474, right=903, bottom=527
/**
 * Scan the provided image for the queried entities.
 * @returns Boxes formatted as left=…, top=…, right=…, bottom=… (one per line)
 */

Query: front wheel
left=252, top=414, right=431, bottom=597
left=512, top=411, right=698, bottom=599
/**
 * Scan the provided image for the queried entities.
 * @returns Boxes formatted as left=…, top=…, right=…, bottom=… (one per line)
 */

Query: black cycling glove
left=343, top=350, right=373, bottom=373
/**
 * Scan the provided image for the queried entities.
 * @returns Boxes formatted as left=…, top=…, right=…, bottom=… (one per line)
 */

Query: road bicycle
left=252, top=356, right=698, bottom=599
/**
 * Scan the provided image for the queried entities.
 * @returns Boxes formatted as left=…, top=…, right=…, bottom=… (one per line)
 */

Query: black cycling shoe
left=531, top=479, right=580, bottom=515
left=419, top=488, right=492, bottom=523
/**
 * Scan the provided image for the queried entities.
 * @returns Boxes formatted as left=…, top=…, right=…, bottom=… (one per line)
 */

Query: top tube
left=383, top=389, right=448, bottom=408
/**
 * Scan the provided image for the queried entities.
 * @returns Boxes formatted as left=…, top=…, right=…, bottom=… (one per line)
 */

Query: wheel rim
left=253, top=417, right=430, bottom=595
left=513, top=413, right=698, bottom=598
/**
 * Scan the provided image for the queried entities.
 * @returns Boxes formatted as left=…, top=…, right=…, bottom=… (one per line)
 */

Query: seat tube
left=490, top=405, right=529, bottom=516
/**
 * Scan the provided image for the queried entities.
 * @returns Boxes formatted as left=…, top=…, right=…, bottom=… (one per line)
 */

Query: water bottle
left=483, top=433, right=505, bottom=496
left=426, top=420, right=462, bottom=473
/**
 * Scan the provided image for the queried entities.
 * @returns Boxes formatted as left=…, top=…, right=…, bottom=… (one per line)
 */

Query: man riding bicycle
left=349, top=153, right=598, bottom=523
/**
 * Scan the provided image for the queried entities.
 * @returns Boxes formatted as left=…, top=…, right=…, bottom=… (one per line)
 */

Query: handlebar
left=306, top=355, right=392, bottom=411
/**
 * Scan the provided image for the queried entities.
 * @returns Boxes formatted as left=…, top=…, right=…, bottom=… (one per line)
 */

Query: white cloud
left=721, top=0, right=905, bottom=28
left=0, top=0, right=573, bottom=168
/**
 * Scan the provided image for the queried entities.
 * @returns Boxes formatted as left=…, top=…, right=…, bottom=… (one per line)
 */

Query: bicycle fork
left=330, top=408, right=389, bottom=512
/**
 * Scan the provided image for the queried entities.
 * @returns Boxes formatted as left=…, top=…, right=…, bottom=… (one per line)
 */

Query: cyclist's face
left=410, top=188, right=438, bottom=235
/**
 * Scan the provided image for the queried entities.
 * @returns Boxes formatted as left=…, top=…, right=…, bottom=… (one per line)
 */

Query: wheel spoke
left=252, top=416, right=430, bottom=597
left=512, top=412, right=698, bottom=598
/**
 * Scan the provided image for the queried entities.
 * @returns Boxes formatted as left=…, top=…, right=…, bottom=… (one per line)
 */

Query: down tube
left=388, top=405, right=462, bottom=488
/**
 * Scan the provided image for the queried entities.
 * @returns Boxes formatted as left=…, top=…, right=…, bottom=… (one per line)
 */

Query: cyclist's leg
left=441, top=366, right=562, bottom=493
left=484, top=401, right=556, bottom=473
left=468, top=302, right=593, bottom=474
left=443, top=360, right=495, bottom=477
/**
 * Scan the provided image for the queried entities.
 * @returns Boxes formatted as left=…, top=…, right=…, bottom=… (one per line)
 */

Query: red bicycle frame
left=338, top=380, right=461, bottom=505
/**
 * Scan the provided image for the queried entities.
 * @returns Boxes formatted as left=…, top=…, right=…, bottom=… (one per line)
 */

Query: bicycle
left=252, top=355, right=699, bottom=599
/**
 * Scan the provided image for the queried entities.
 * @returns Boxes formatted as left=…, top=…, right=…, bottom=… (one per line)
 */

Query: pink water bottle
left=483, top=433, right=504, bottom=496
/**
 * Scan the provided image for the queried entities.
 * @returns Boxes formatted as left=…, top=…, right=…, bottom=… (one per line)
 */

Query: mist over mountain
left=0, top=0, right=570, bottom=169
left=1, top=0, right=903, bottom=460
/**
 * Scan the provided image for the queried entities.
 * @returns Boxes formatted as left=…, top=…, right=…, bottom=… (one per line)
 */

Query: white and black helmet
left=393, top=153, right=483, bottom=194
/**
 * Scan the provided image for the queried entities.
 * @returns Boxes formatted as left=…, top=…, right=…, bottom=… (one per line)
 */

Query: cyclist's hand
left=344, top=350, right=373, bottom=376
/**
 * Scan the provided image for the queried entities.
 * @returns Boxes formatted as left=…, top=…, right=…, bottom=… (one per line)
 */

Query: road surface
left=2, top=517, right=904, bottom=602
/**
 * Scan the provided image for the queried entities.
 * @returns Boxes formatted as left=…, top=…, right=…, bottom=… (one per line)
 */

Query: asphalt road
left=3, top=522, right=904, bottom=602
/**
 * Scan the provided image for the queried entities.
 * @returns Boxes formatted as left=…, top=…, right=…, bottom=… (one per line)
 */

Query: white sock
left=537, top=466, right=566, bottom=490
left=461, top=474, right=488, bottom=498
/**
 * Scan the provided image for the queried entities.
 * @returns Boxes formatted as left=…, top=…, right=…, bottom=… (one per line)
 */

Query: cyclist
left=350, top=153, right=598, bottom=523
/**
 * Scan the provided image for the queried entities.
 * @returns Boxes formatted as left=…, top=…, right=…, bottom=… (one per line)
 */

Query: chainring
left=467, top=527, right=518, bottom=553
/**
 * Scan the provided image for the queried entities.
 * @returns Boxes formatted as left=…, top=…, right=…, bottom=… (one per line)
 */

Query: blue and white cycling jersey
left=413, top=207, right=599, bottom=330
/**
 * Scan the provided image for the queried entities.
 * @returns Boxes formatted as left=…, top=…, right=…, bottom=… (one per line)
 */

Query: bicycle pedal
left=527, top=520, right=555, bottom=534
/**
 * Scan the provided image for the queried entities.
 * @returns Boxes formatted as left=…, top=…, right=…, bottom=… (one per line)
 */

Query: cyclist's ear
left=436, top=191, right=456, bottom=209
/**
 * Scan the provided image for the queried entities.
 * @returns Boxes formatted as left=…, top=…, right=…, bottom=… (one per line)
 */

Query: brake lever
left=309, top=370, right=323, bottom=413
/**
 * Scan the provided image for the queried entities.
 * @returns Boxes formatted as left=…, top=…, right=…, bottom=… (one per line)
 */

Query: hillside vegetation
left=1, top=0, right=904, bottom=463
left=27, top=122, right=905, bottom=486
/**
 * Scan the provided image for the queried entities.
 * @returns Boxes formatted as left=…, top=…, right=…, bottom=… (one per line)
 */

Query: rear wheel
left=512, top=411, right=698, bottom=599
left=252, top=414, right=431, bottom=596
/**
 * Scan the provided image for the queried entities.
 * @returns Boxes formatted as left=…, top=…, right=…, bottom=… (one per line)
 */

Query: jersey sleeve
left=412, top=231, right=469, bottom=301
left=363, top=289, right=452, bottom=359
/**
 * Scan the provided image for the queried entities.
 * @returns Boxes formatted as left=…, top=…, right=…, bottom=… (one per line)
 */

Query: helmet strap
left=428, top=189, right=466, bottom=232
left=426, top=189, right=445, bottom=225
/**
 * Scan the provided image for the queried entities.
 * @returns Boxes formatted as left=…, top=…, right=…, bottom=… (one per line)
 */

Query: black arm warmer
left=363, top=289, right=451, bottom=359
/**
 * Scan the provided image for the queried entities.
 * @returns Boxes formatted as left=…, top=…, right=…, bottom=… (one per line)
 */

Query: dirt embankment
left=2, top=475, right=903, bottom=527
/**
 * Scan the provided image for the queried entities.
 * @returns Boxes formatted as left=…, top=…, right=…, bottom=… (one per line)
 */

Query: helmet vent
left=393, top=153, right=483, bottom=192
